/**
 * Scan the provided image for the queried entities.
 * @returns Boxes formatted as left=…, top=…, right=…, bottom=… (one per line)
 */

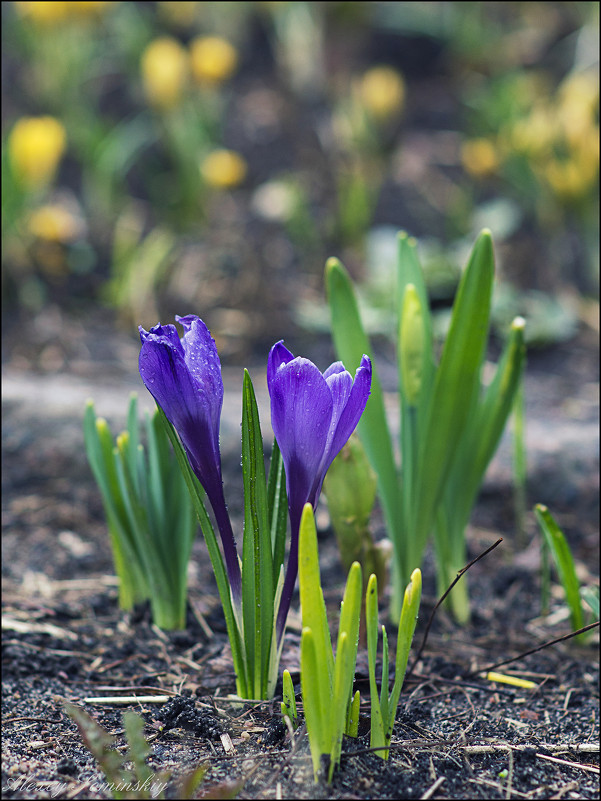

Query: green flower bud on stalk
left=323, top=434, right=390, bottom=596
left=323, top=434, right=377, bottom=557
left=399, top=283, right=425, bottom=407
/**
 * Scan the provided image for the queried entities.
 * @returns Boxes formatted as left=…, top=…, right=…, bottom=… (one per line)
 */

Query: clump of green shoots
left=296, top=503, right=421, bottom=781
left=84, top=395, right=196, bottom=630
left=297, top=503, right=362, bottom=783
left=366, top=568, right=421, bottom=759
left=326, top=229, right=526, bottom=622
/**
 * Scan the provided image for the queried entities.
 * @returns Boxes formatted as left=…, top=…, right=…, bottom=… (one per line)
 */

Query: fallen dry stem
left=406, top=538, right=504, bottom=679
left=467, top=621, right=600, bottom=677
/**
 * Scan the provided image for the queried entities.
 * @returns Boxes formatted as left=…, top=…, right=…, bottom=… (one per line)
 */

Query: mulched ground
left=2, top=308, right=599, bottom=800
left=2, top=547, right=599, bottom=800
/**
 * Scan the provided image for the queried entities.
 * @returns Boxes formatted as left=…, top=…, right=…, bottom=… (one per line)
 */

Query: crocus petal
left=324, top=355, right=372, bottom=472
left=269, top=356, right=333, bottom=515
left=267, top=345, right=372, bottom=645
left=322, top=360, right=346, bottom=380
left=176, top=315, right=223, bottom=434
left=139, top=326, right=200, bottom=435
left=267, top=340, right=295, bottom=388
left=138, top=316, right=226, bottom=493
left=138, top=315, right=241, bottom=602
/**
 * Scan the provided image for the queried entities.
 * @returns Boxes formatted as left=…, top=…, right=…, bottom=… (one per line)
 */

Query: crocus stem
left=275, top=504, right=302, bottom=644
left=206, top=482, right=242, bottom=607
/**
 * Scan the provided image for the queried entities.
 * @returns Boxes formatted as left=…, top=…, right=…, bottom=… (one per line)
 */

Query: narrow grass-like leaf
left=267, top=565, right=286, bottom=699
left=412, top=231, right=494, bottom=563
left=64, top=703, right=129, bottom=795
left=379, top=625, right=389, bottom=730
left=366, top=569, right=421, bottom=759
left=114, top=433, right=180, bottom=628
left=281, top=669, right=298, bottom=727
left=397, top=233, right=435, bottom=414
left=145, top=409, right=167, bottom=536
left=123, top=711, right=154, bottom=787
left=581, top=587, right=599, bottom=619
left=345, top=690, right=361, bottom=737
left=387, top=568, right=422, bottom=734
left=329, top=631, right=350, bottom=783
left=330, top=562, right=362, bottom=778
left=298, top=503, right=334, bottom=688
left=535, top=505, right=584, bottom=633
left=176, top=765, right=209, bottom=800
left=450, top=317, right=526, bottom=526
left=84, top=402, right=147, bottom=608
left=325, top=257, right=402, bottom=553
left=125, top=394, right=141, bottom=495
left=241, top=370, right=273, bottom=697
left=300, top=627, right=327, bottom=779
left=346, top=690, right=360, bottom=738
left=156, top=405, right=248, bottom=696
left=267, top=439, right=288, bottom=587
left=435, top=317, right=525, bottom=614
left=366, top=574, right=385, bottom=751
left=512, top=376, right=528, bottom=547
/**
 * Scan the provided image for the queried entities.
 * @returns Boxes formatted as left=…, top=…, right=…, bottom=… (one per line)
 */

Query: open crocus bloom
left=267, top=341, right=372, bottom=637
left=139, top=315, right=241, bottom=601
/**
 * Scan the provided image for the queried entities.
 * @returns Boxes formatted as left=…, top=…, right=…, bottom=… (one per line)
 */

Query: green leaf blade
left=535, top=505, right=584, bottom=632
left=413, top=230, right=495, bottom=552
left=325, top=257, right=402, bottom=555
left=298, top=504, right=334, bottom=686
left=241, top=370, right=274, bottom=697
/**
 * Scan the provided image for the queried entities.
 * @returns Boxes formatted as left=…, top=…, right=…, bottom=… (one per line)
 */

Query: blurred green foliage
left=2, top=1, right=598, bottom=341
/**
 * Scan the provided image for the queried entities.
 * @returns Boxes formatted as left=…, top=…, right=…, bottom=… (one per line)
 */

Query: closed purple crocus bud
left=139, top=315, right=241, bottom=602
left=267, top=341, right=372, bottom=639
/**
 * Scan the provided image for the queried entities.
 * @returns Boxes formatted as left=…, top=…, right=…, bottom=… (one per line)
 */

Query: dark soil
left=2, top=309, right=599, bottom=800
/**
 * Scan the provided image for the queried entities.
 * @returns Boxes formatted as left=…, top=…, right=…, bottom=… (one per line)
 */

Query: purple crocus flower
left=267, top=341, right=372, bottom=639
left=138, top=315, right=241, bottom=603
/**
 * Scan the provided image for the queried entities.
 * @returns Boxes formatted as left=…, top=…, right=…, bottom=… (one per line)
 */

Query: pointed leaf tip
left=398, top=230, right=417, bottom=247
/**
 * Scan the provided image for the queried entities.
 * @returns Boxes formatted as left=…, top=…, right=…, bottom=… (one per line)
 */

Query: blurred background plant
left=2, top=1, right=598, bottom=347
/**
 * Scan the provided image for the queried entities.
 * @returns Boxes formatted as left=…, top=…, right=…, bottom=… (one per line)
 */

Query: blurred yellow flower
left=509, top=104, right=555, bottom=158
left=461, top=138, right=500, bottom=178
left=544, top=158, right=593, bottom=200
left=9, top=116, right=67, bottom=189
left=158, top=1, right=199, bottom=27
left=559, top=71, right=599, bottom=118
left=201, top=149, right=247, bottom=189
left=70, top=1, right=115, bottom=13
left=557, top=71, right=599, bottom=149
left=358, top=66, right=405, bottom=120
left=14, top=1, right=69, bottom=22
left=28, top=204, right=81, bottom=242
left=141, top=37, right=189, bottom=110
left=15, top=1, right=114, bottom=23
left=543, top=125, right=599, bottom=201
left=190, top=36, right=238, bottom=87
